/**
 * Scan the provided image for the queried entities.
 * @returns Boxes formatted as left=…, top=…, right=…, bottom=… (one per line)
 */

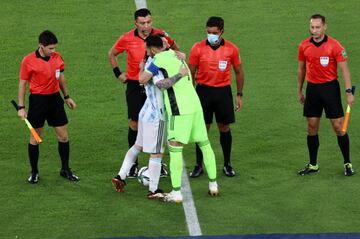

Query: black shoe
left=344, top=163, right=355, bottom=176
left=223, top=165, right=235, bottom=177
left=190, top=165, right=203, bottom=178
left=147, top=188, right=165, bottom=199
left=298, top=164, right=319, bottom=176
left=127, top=164, right=138, bottom=178
left=60, top=168, right=79, bottom=181
left=28, top=172, right=39, bottom=184
left=160, top=163, right=168, bottom=177
left=112, top=175, right=126, bottom=192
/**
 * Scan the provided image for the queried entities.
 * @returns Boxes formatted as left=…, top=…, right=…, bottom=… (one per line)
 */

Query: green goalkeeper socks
left=199, top=140, right=217, bottom=181
left=169, top=144, right=183, bottom=190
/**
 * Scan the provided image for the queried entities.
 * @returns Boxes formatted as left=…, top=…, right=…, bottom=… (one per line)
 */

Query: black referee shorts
left=27, top=92, right=68, bottom=128
left=303, top=80, right=344, bottom=119
left=196, top=84, right=235, bottom=124
left=126, top=80, right=146, bottom=121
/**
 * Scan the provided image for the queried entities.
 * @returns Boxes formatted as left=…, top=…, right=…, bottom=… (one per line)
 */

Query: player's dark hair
left=206, top=16, right=224, bottom=30
left=38, top=30, right=58, bottom=46
left=154, top=33, right=165, bottom=38
left=134, top=8, right=151, bottom=20
left=145, top=35, right=163, bottom=48
left=310, top=14, right=326, bottom=24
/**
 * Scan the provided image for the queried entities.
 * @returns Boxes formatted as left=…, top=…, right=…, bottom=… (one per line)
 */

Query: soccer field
left=1, top=1, right=360, bottom=238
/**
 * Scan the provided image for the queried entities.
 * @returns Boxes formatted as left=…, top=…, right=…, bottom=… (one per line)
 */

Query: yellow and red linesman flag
left=24, top=118, right=42, bottom=143
left=342, top=86, right=356, bottom=133
left=11, top=100, right=42, bottom=144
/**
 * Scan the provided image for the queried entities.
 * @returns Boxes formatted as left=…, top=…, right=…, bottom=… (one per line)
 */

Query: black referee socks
left=28, top=143, right=39, bottom=174
left=128, top=127, right=137, bottom=148
left=337, top=133, right=350, bottom=164
left=196, top=131, right=233, bottom=167
left=128, top=127, right=138, bottom=166
left=58, top=141, right=70, bottom=170
left=220, top=130, right=232, bottom=166
left=195, top=143, right=203, bottom=166
left=307, top=135, right=319, bottom=166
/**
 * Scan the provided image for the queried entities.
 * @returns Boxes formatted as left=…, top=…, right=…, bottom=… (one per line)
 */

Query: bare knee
left=331, top=118, right=344, bottom=136
left=307, top=118, right=320, bottom=135
left=150, top=153, right=163, bottom=158
left=55, top=126, right=69, bottom=142
left=168, top=141, right=183, bottom=147
left=217, top=123, right=230, bottom=133
left=134, top=144, right=143, bottom=151
left=29, top=137, right=39, bottom=145
left=29, top=128, right=42, bottom=145
left=129, top=120, right=138, bottom=131
left=307, top=124, right=318, bottom=135
left=57, top=134, right=68, bottom=142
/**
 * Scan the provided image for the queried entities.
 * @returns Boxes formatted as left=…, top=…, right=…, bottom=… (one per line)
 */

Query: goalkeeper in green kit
left=140, top=35, right=219, bottom=203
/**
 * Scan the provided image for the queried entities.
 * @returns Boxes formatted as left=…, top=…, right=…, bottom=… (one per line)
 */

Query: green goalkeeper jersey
left=150, top=49, right=202, bottom=116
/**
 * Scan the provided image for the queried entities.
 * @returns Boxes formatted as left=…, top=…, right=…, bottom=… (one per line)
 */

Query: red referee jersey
left=298, top=35, right=348, bottom=84
left=113, top=28, right=174, bottom=81
left=20, top=50, right=65, bottom=94
left=188, top=39, right=241, bottom=87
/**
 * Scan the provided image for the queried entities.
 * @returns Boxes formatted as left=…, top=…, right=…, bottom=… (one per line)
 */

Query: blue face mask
left=207, top=34, right=220, bottom=45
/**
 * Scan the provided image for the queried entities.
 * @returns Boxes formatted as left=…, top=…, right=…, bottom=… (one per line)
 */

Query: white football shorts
left=135, top=119, right=166, bottom=154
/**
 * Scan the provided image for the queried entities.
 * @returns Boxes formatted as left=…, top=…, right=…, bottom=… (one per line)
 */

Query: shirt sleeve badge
left=55, top=69, right=61, bottom=80
left=342, top=49, right=348, bottom=58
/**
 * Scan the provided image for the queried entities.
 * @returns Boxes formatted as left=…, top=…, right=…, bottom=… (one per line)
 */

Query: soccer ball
left=137, top=166, right=150, bottom=187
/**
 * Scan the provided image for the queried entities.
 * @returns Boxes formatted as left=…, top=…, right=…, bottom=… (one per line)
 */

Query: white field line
left=133, top=0, right=200, bottom=235
left=134, top=0, right=147, bottom=9
left=181, top=159, right=202, bottom=236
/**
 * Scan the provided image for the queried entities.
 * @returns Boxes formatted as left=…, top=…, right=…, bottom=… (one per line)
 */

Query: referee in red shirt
left=188, top=16, right=244, bottom=177
left=297, top=14, right=355, bottom=176
left=108, top=8, right=179, bottom=177
left=17, top=30, right=79, bottom=183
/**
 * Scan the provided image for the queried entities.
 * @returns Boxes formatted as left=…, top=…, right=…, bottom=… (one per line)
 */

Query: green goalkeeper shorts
left=167, top=110, right=208, bottom=144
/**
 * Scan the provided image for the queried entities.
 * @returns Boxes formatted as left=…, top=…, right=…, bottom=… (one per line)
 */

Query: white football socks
left=118, top=145, right=141, bottom=179
left=148, top=157, right=162, bottom=193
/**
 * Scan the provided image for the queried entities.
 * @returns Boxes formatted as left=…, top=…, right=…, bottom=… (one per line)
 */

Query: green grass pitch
left=1, top=0, right=360, bottom=238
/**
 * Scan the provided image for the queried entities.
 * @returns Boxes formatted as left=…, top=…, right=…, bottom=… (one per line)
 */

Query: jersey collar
left=134, top=28, right=155, bottom=40
left=206, top=38, right=225, bottom=51
left=35, top=49, right=50, bottom=62
left=310, top=35, right=328, bottom=47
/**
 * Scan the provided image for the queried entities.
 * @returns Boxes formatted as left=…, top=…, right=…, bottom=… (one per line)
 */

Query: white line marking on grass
left=181, top=159, right=202, bottom=236
left=132, top=1, right=199, bottom=234
left=134, top=0, right=147, bottom=9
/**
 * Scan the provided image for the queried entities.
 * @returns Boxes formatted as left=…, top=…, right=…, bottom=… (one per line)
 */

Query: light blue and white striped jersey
left=139, top=57, right=166, bottom=122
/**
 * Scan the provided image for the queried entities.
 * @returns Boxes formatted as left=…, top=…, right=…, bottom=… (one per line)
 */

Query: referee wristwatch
left=345, top=88, right=352, bottom=94
left=237, top=92, right=243, bottom=97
